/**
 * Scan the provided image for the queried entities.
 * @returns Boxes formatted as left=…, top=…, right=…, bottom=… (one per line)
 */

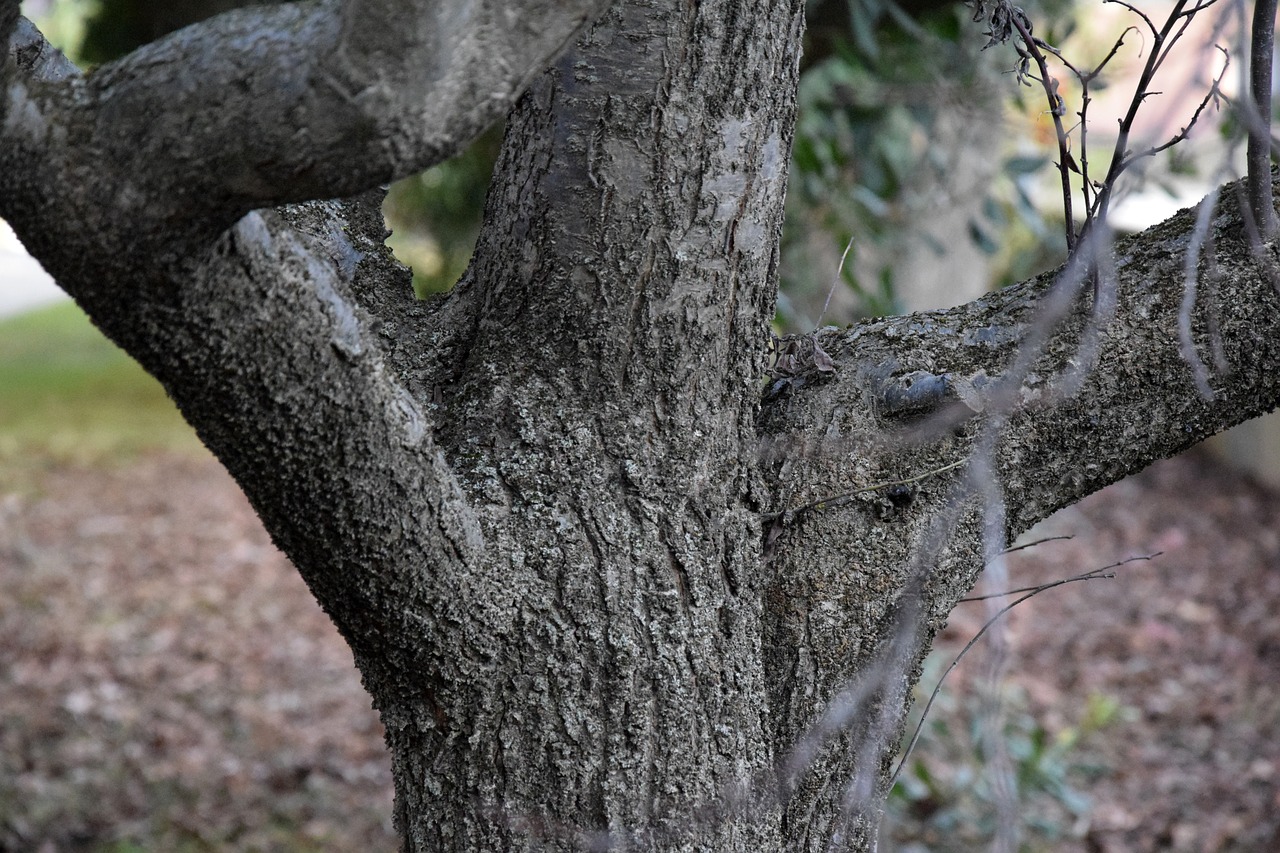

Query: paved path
left=0, top=219, right=68, bottom=320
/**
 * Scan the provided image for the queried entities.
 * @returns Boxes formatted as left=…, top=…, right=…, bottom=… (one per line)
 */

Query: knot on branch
left=874, top=369, right=991, bottom=422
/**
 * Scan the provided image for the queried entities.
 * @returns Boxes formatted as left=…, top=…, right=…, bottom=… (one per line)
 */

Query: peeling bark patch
left=325, top=221, right=366, bottom=280
left=233, top=210, right=275, bottom=255
left=391, top=385, right=427, bottom=446
left=306, top=249, right=365, bottom=359
left=3, top=82, right=48, bottom=143
left=707, top=169, right=749, bottom=221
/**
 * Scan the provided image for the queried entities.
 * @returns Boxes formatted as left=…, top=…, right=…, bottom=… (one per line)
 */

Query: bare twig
left=1088, top=24, right=1143, bottom=78
left=1077, top=26, right=1141, bottom=213
left=1000, top=534, right=1074, bottom=555
left=1248, top=0, right=1278, bottom=237
left=1009, top=13, right=1077, bottom=252
left=1179, top=184, right=1224, bottom=398
left=1179, top=0, right=1226, bottom=18
left=1087, top=1, right=1190, bottom=234
left=765, top=459, right=969, bottom=524
left=1002, top=0, right=1222, bottom=263
left=1106, top=0, right=1160, bottom=38
left=816, top=235, right=857, bottom=328
left=1129, top=47, right=1230, bottom=163
left=889, top=553, right=1161, bottom=789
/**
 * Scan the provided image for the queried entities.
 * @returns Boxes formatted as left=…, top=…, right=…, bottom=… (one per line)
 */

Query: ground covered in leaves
left=1, top=449, right=1278, bottom=851
left=0, top=454, right=396, bottom=851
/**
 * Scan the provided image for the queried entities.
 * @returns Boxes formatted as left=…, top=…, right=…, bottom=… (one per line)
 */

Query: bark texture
left=4, top=1, right=1280, bottom=851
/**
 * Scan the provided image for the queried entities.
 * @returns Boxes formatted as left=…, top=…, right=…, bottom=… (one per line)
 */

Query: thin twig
left=765, top=459, right=968, bottom=523
left=1129, top=48, right=1229, bottom=162
left=1000, top=534, right=1074, bottom=555
left=1105, top=0, right=1159, bottom=38
left=1153, top=7, right=1207, bottom=79
left=1077, top=27, right=1139, bottom=213
left=960, top=581, right=1079, bottom=602
left=816, top=235, right=856, bottom=328
left=1087, top=1, right=1189, bottom=234
left=1088, top=25, right=1142, bottom=81
left=1177, top=0, right=1224, bottom=18
left=1179, top=184, right=1222, bottom=398
left=889, top=553, right=1160, bottom=789
left=1247, top=0, right=1278, bottom=237
left=1010, top=13, right=1077, bottom=253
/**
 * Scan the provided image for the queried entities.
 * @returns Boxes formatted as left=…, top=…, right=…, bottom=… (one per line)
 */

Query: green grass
left=0, top=302, right=203, bottom=475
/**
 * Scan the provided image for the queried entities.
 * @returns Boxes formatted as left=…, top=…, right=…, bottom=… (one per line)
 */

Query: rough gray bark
left=2, top=0, right=608, bottom=232
left=4, top=1, right=1280, bottom=851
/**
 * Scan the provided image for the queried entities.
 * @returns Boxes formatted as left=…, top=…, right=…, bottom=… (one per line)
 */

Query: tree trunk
left=5, top=1, right=1280, bottom=851
left=384, top=2, right=807, bottom=847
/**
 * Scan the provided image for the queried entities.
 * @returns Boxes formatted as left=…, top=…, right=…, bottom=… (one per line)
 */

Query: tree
left=3, top=0, right=1279, bottom=850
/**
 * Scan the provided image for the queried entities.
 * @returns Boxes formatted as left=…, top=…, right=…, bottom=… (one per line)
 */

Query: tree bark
left=5, top=2, right=1280, bottom=851
left=384, top=1, right=806, bottom=847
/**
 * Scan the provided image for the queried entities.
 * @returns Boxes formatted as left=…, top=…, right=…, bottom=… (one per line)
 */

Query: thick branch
left=1, top=0, right=607, bottom=236
left=188, top=201, right=493, bottom=701
left=200, top=202, right=486, bottom=682
left=7, top=17, right=77, bottom=81
left=4, top=147, right=482, bottom=700
left=763, top=175, right=1280, bottom=544
left=750, top=179, right=1280, bottom=845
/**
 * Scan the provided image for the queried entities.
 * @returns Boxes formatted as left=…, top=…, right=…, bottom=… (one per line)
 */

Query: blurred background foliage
left=381, top=125, right=502, bottom=297
left=23, top=0, right=1076, bottom=320
left=786, top=0, right=1003, bottom=323
left=883, top=665, right=1127, bottom=851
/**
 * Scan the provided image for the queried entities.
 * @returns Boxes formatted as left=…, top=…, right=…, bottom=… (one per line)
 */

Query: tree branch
left=7, top=17, right=77, bottom=82
left=332, top=0, right=608, bottom=168
left=2, top=15, right=485, bottom=680
left=2, top=0, right=608, bottom=237
left=754, top=182, right=1280, bottom=835
left=1248, top=0, right=1277, bottom=237
left=116, top=196, right=484, bottom=692
left=1007, top=12, right=1075, bottom=253
left=762, top=175, right=1280, bottom=544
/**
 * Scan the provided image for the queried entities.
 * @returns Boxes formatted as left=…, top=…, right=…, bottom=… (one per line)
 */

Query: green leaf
left=968, top=219, right=1000, bottom=255
left=1005, top=154, right=1049, bottom=175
